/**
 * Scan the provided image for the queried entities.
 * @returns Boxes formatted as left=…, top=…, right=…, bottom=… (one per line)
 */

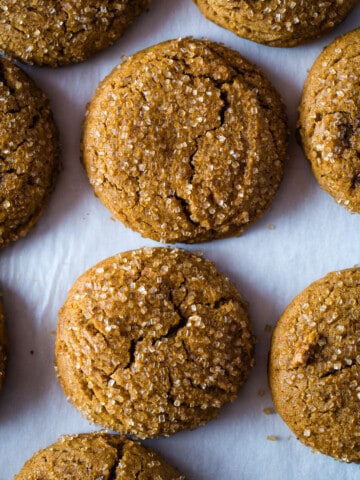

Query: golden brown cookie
left=298, top=28, right=360, bottom=213
left=0, top=293, right=7, bottom=392
left=82, top=37, right=287, bottom=244
left=15, top=432, right=185, bottom=479
left=0, top=1, right=150, bottom=67
left=193, top=0, right=358, bottom=47
left=56, top=247, right=254, bottom=438
left=269, top=267, right=360, bottom=463
left=0, top=58, right=60, bottom=249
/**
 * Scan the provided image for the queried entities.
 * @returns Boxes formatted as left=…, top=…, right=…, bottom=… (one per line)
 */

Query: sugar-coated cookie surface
left=15, top=432, right=185, bottom=479
left=56, top=247, right=255, bottom=438
left=0, top=58, right=60, bottom=249
left=298, top=28, right=360, bottom=213
left=82, top=37, right=287, bottom=244
left=0, top=0, right=150, bottom=67
left=193, top=0, right=358, bottom=47
left=269, top=267, right=360, bottom=463
left=0, top=294, right=7, bottom=392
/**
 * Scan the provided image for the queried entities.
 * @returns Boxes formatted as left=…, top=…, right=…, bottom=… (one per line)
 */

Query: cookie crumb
left=263, top=407, right=276, bottom=415
left=264, top=324, right=273, bottom=333
left=267, top=435, right=278, bottom=441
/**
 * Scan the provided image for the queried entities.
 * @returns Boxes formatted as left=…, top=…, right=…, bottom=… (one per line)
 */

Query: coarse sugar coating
left=0, top=58, right=60, bottom=250
left=56, top=247, right=255, bottom=438
left=82, top=37, right=287, bottom=244
left=0, top=293, right=7, bottom=392
left=298, top=28, right=360, bottom=213
left=269, top=267, right=360, bottom=463
left=15, top=432, right=185, bottom=479
left=193, top=0, right=358, bottom=47
left=0, top=0, right=150, bottom=67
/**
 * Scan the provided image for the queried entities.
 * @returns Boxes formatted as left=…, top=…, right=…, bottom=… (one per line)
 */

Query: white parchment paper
left=1, top=1, right=360, bottom=478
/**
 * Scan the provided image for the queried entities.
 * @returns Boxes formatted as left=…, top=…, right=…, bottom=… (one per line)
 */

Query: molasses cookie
left=269, top=267, right=360, bottom=463
left=298, top=28, right=360, bottom=213
left=0, top=58, right=60, bottom=249
left=193, top=0, right=358, bottom=47
left=15, top=432, right=185, bottom=479
left=0, top=1, right=150, bottom=67
left=56, top=247, right=254, bottom=438
left=0, top=0, right=150, bottom=67
left=0, top=294, right=7, bottom=392
left=82, top=37, right=287, bottom=244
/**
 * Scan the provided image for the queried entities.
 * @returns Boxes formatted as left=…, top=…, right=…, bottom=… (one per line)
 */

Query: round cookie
left=269, top=267, right=360, bottom=463
left=0, top=294, right=7, bottom=392
left=82, top=37, right=287, bottom=244
left=15, top=432, right=185, bottom=479
left=298, top=28, right=360, bottom=213
left=0, top=1, right=150, bottom=67
left=0, top=58, right=60, bottom=249
left=56, top=247, right=254, bottom=438
left=193, top=0, right=358, bottom=47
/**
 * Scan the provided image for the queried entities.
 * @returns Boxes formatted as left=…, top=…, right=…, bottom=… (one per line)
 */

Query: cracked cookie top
left=0, top=58, right=60, bottom=249
left=269, top=267, right=360, bottom=463
left=56, top=247, right=255, bottom=438
left=0, top=1, right=150, bottom=67
left=82, top=37, right=287, bottom=244
left=0, top=293, right=7, bottom=392
left=193, top=0, right=358, bottom=47
left=298, top=28, right=360, bottom=213
left=15, top=432, right=185, bottom=479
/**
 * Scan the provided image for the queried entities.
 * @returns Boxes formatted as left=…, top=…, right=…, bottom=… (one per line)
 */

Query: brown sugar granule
left=298, top=28, right=360, bottom=213
left=0, top=294, right=7, bottom=392
left=193, top=0, right=358, bottom=47
left=0, top=57, right=60, bottom=249
left=56, top=247, right=255, bottom=438
left=82, top=37, right=288, bottom=244
left=269, top=267, right=360, bottom=463
left=0, top=1, right=150, bottom=67
left=15, top=432, right=185, bottom=480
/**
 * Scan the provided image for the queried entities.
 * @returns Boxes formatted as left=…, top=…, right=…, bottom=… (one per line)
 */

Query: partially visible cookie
left=56, top=247, right=255, bottom=438
left=15, top=432, right=185, bottom=479
left=82, top=37, right=287, bottom=244
left=269, top=267, right=360, bottom=463
left=298, top=28, right=360, bottom=213
left=0, top=1, right=150, bottom=67
left=0, top=58, right=60, bottom=249
left=193, top=0, right=358, bottom=47
left=0, top=293, right=7, bottom=392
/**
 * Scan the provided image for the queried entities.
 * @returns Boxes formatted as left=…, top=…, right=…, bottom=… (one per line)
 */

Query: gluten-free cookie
left=0, top=1, right=150, bottom=67
left=193, top=0, right=358, bottom=47
left=0, top=294, right=7, bottom=392
left=269, top=267, right=360, bottom=463
left=15, top=432, right=185, bottom=479
left=298, top=28, right=360, bottom=213
left=82, top=37, right=287, bottom=244
left=0, top=58, right=60, bottom=249
left=56, top=247, right=254, bottom=438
